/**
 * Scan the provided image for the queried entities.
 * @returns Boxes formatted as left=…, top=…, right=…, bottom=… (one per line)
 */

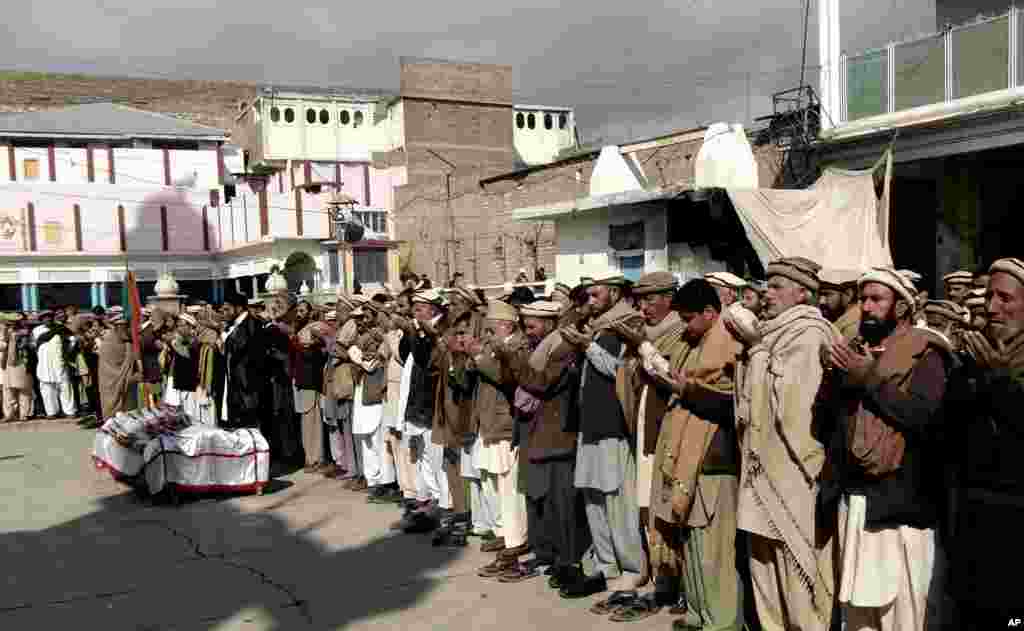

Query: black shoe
left=402, top=511, right=441, bottom=534
left=549, top=565, right=582, bottom=589
left=654, top=575, right=680, bottom=607
left=558, top=573, right=606, bottom=599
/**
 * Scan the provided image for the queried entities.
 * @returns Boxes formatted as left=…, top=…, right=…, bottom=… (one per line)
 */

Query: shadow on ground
left=1, top=470, right=465, bottom=630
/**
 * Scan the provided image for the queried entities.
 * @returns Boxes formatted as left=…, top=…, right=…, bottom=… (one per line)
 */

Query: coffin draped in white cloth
left=726, top=149, right=894, bottom=271
left=142, top=425, right=270, bottom=495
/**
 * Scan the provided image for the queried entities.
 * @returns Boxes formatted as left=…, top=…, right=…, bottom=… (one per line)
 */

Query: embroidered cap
left=765, top=257, right=822, bottom=292
left=519, top=300, right=562, bottom=318
left=942, top=270, right=973, bottom=285
left=632, top=271, right=677, bottom=296
left=989, top=258, right=1024, bottom=290
left=858, top=267, right=918, bottom=309
left=485, top=299, right=518, bottom=322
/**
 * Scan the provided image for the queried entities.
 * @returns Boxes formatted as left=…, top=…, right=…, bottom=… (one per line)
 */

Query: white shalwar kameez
left=36, top=333, right=76, bottom=417
left=352, top=380, right=395, bottom=487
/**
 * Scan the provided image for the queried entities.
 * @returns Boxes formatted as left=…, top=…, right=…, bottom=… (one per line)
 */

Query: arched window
left=544, top=113, right=553, bottom=130
left=559, top=113, right=568, bottom=129
left=515, top=112, right=525, bottom=129
left=353, top=111, right=364, bottom=128
left=306, top=108, right=317, bottom=124
left=284, top=108, right=295, bottom=123
left=527, top=113, right=536, bottom=130
left=319, top=109, right=330, bottom=124
left=270, top=106, right=281, bottom=123
left=339, top=110, right=351, bottom=125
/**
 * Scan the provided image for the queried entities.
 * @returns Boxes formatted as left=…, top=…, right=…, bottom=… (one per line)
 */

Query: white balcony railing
left=840, top=9, right=1019, bottom=123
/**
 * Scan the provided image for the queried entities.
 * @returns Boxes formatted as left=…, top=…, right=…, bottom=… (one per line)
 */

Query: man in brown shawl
left=818, top=268, right=952, bottom=631
left=737, top=257, right=838, bottom=631
left=607, top=271, right=685, bottom=608
left=951, top=257, right=1024, bottom=627
left=644, top=279, right=744, bottom=630
left=98, top=317, right=140, bottom=419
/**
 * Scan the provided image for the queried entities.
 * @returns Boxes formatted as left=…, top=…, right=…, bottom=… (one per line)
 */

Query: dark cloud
left=1, top=0, right=935, bottom=143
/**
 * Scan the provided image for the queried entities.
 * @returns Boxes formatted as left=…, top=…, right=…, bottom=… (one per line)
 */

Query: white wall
left=514, top=109, right=576, bottom=166
left=553, top=204, right=666, bottom=285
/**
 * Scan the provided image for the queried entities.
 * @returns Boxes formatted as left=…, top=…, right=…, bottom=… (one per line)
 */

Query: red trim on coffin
left=164, top=482, right=265, bottom=494
left=92, top=455, right=138, bottom=481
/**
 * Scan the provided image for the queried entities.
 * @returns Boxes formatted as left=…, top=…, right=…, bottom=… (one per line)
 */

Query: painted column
left=99, top=282, right=108, bottom=308
left=20, top=284, right=29, bottom=311
left=90, top=283, right=99, bottom=308
left=28, top=284, right=40, bottom=311
left=818, top=0, right=841, bottom=130
left=251, top=275, right=259, bottom=298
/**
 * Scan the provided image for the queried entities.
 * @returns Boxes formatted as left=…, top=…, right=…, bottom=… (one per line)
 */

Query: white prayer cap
left=179, top=314, right=198, bottom=327
left=859, top=268, right=918, bottom=309
left=704, top=271, right=746, bottom=290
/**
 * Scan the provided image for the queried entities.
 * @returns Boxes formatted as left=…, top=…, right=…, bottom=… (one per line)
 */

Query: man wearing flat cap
left=469, top=299, right=532, bottom=578
left=557, top=275, right=647, bottom=599
left=399, top=288, right=451, bottom=523
left=740, top=280, right=766, bottom=319
left=950, top=257, right=1024, bottom=626
left=818, top=267, right=953, bottom=631
left=819, top=269, right=862, bottom=341
left=497, top=299, right=591, bottom=589
left=605, top=271, right=686, bottom=605
left=738, top=256, right=838, bottom=631
left=942, top=270, right=973, bottom=306
left=921, top=300, right=970, bottom=352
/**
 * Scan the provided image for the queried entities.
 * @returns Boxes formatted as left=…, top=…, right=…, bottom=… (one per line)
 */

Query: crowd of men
left=1, top=256, right=1020, bottom=631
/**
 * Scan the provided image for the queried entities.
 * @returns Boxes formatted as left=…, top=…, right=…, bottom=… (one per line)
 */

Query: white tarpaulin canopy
left=726, top=150, right=893, bottom=272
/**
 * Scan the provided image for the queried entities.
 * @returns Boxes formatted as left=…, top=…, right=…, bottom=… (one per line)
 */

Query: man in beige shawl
left=628, top=278, right=745, bottom=630
left=1, top=315, right=34, bottom=421
left=737, top=257, right=838, bottom=631
left=98, top=317, right=140, bottom=419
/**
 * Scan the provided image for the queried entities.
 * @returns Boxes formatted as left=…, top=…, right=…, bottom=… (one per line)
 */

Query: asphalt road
left=0, top=423, right=638, bottom=631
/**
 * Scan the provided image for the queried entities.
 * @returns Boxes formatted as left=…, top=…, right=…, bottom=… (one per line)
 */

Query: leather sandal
left=497, top=562, right=540, bottom=583
left=589, top=590, right=636, bottom=615
left=477, top=556, right=516, bottom=578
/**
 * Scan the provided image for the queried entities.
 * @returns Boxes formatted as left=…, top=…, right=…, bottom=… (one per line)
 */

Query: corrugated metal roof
left=0, top=102, right=228, bottom=140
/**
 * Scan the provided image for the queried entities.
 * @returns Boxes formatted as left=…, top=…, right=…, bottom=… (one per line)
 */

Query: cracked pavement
left=0, top=423, right=633, bottom=631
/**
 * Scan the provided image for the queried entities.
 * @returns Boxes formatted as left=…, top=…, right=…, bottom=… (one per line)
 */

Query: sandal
left=589, top=590, right=636, bottom=615
left=609, top=594, right=662, bottom=622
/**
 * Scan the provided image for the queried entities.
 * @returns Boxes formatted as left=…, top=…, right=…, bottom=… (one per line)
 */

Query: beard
left=859, top=314, right=896, bottom=345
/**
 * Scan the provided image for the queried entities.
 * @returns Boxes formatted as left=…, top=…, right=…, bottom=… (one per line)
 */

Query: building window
left=515, top=112, right=525, bottom=129
left=354, top=210, right=387, bottom=235
left=559, top=113, right=568, bottom=129
left=284, top=107, right=295, bottom=123
left=527, top=113, right=536, bottom=130
left=23, top=159, right=40, bottom=180
left=270, top=106, right=281, bottom=122
left=339, top=110, right=351, bottom=125
left=353, top=111, right=364, bottom=128
left=319, top=108, right=330, bottom=124
left=306, top=108, right=317, bottom=124
left=545, top=113, right=554, bottom=130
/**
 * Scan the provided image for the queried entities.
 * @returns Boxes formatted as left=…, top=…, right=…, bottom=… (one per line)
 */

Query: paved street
left=0, top=423, right=639, bottom=631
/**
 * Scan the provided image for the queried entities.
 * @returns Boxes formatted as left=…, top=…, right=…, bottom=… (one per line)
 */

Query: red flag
left=125, top=271, right=142, bottom=357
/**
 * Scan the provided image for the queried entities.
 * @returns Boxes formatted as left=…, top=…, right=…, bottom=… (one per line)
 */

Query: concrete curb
left=0, top=416, right=94, bottom=431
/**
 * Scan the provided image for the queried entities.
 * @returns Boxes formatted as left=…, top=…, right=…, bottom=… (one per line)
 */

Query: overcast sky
left=2, top=1, right=936, bottom=143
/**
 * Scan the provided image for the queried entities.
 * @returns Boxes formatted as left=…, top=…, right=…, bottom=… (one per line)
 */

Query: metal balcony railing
left=839, top=9, right=1018, bottom=123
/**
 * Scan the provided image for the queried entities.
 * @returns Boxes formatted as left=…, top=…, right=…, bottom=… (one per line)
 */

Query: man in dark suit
left=219, top=293, right=267, bottom=430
